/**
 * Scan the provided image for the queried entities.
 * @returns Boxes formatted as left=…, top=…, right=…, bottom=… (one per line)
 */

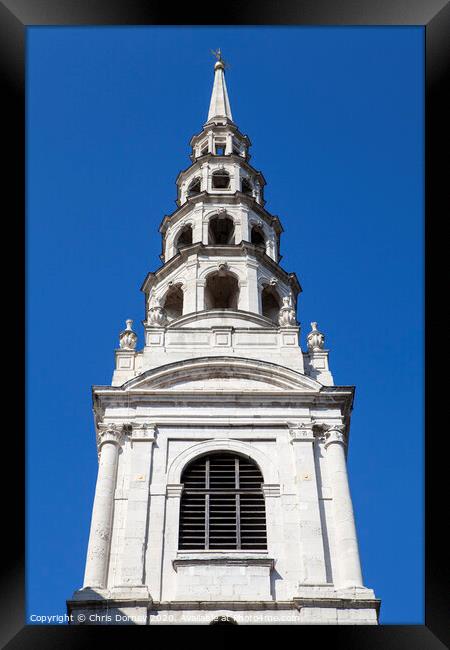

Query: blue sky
left=27, top=26, right=423, bottom=624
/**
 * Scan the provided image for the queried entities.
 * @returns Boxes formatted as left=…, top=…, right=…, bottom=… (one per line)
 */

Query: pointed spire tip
left=207, top=50, right=233, bottom=123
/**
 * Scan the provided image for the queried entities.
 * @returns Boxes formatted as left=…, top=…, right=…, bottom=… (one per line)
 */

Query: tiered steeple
left=112, top=55, right=334, bottom=387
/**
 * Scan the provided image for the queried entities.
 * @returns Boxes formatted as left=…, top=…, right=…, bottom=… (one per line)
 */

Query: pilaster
left=115, top=423, right=157, bottom=597
left=289, top=423, right=328, bottom=585
left=161, top=484, right=184, bottom=601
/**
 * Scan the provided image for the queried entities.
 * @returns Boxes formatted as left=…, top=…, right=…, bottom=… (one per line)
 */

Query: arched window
left=212, top=169, right=230, bottom=189
left=163, top=284, right=183, bottom=320
left=208, top=215, right=235, bottom=245
left=175, top=225, right=193, bottom=251
left=204, top=271, right=239, bottom=310
left=187, top=177, right=201, bottom=197
left=241, top=177, right=253, bottom=195
left=261, top=285, right=281, bottom=323
left=179, top=452, right=267, bottom=550
left=250, top=225, right=265, bottom=249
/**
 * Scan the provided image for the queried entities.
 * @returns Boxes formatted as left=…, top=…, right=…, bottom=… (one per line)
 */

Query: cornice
left=173, top=557, right=275, bottom=570
left=140, top=242, right=301, bottom=294
left=189, top=123, right=252, bottom=148
left=92, top=387, right=354, bottom=410
left=175, top=152, right=265, bottom=187
left=159, top=192, right=282, bottom=234
left=165, top=308, right=276, bottom=329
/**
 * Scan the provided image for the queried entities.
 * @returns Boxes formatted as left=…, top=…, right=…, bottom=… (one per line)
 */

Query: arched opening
left=215, top=142, right=226, bottom=156
left=208, top=215, right=235, bottom=245
left=211, top=169, right=230, bottom=189
left=187, top=177, right=201, bottom=197
left=204, top=272, right=239, bottom=310
left=210, top=617, right=238, bottom=625
left=232, top=140, right=242, bottom=155
left=175, top=225, right=193, bottom=251
left=250, top=225, right=266, bottom=249
left=261, top=285, right=281, bottom=323
left=163, top=284, right=183, bottom=321
left=241, top=177, right=253, bottom=195
left=179, top=452, right=267, bottom=550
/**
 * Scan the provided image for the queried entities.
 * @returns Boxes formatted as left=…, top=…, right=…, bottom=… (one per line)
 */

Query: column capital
left=128, top=422, right=158, bottom=443
left=323, top=424, right=347, bottom=448
left=288, top=422, right=315, bottom=443
left=97, top=423, right=124, bottom=449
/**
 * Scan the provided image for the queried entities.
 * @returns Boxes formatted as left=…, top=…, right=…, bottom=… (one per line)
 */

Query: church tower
left=68, top=54, right=380, bottom=625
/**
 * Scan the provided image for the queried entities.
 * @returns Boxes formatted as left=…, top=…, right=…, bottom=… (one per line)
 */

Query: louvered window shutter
left=179, top=452, right=267, bottom=550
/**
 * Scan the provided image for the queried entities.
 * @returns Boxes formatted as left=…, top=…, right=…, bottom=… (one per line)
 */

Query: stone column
left=118, top=424, right=156, bottom=595
left=192, top=207, right=203, bottom=243
left=179, top=182, right=186, bottom=205
left=83, top=423, right=123, bottom=589
left=240, top=208, right=250, bottom=242
left=238, top=280, right=248, bottom=312
left=246, top=262, right=260, bottom=314
left=266, top=237, right=276, bottom=261
left=234, top=218, right=242, bottom=244
left=225, top=132, right=233, bottom=155
left=261, top=483, right=283, bottom=556
left=162, top=484, right=184, bottom=600
left=200, top=162, right=209, bottom=193
left=183, top=272, right=198, bottom=315
left=232, top=162, right=240, bottom=194
left=290, top=424, right=327, bottom=584
left=207, top=130, right=214, bottom=155
left=324, top=424, right=363, bottom=589
left=197, top=278, right=206, bottom=311
left=202, top=218, right=209, bottom=245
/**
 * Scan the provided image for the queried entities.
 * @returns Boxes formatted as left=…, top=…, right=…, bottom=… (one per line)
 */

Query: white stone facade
left=68, top=55, right=379, bottom=625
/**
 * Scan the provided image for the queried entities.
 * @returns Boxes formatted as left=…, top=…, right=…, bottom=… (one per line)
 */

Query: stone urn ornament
left=278, top=295, right=297, bottom=327
left=307, top=322, right=325, bottom=351
left=119, top=319, right=137, bottom=350
left=147, top=297, right=168, bottom=326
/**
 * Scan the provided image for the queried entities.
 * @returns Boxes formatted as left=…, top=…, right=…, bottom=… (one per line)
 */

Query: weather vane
left=210, top=48, right=230, bottom=69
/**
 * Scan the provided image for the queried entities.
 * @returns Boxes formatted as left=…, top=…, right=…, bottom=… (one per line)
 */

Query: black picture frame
left=2, top=0, right=447, bottom=647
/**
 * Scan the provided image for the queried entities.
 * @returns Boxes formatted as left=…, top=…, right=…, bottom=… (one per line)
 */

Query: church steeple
left=207, top=51, right=233, bottom=124
left=144, top=54, right=301, bottom=336
left=70, top=52, right=379, bottom=626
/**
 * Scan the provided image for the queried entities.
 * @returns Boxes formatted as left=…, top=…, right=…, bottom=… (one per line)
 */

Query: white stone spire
left=207, top=55, right=233, bottom=123
left=70, top=54, right=379, bottom=626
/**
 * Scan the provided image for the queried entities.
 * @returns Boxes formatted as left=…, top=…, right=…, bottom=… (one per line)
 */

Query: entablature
left=92, top=356, right=355, bottom=404
left=189, top=123, right=252, bottom=162
left=176, top=152, right=265, bottom=185
left=160, top=193, right=282, bottom=236
left=174, top=153, right=266, bottom=207
left=140, top=242, right=301, bottom=296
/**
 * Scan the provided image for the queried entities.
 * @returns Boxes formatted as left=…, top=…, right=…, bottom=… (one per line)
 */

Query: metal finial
left=210, top=48, right=230, bottom=70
